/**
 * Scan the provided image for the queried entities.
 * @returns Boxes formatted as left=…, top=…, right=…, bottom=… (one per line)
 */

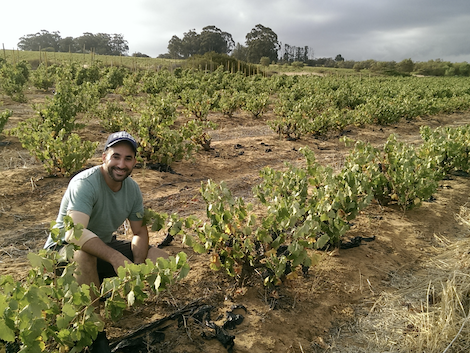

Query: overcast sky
left=1, top=0, right=469, bottom=63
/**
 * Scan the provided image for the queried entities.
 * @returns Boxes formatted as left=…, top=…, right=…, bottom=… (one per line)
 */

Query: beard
left=107, top=166, right=132, bottom=182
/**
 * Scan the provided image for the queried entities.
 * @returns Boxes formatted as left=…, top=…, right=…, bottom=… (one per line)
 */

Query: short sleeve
left=66, top=179, right=96, bottom=216
left=128, top=185, right=144, bottom=222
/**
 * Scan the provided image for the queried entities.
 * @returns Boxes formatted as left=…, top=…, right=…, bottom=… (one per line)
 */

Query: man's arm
left=80, top=238, right=131, bottom=272
left=65, top=210, right=131, bottom=272
left=129, top=219, right=150, bottom=264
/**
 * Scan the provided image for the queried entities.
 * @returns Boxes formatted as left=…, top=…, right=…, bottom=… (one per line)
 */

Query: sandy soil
left=2, top=89, right=470, bottom=352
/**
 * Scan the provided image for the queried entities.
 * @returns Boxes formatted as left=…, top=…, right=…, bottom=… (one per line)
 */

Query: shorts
left=49, top=236, right=148, bottom=283
left=96, top=237, right=135, bottom=282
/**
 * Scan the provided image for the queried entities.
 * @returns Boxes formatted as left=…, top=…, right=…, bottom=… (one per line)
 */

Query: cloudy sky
left=1, top=0, right=469, bottom=62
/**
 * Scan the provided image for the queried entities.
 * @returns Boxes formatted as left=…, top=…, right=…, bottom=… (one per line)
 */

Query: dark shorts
left=50, top=237, right=147, bottom=283
left=96, top=237, right=135, bottom=282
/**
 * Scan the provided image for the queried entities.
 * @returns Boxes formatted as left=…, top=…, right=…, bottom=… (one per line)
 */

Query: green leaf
left=0, top=318, right=15, bottom=342
left=151, top=213, right=166, bottom=231
left=117, top=266, right=127, bottom=279
left=169, top=220, right=183, bottom=236
left=192, top=242, right=206, bottom=254
left=315, top=234, right=330, bottom=249
left=62, top=303, right=76, bottom=317
left=57, top=314, right=73, bottom=330
left=0, top=293, right=10, bottom=312
left=175, top=252, right=187, bottom=267
left=27, top=252, right=43, bottom=268
left=179, top=264, right=190, bottom=279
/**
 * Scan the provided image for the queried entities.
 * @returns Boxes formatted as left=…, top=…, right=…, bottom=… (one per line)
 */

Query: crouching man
left=44, top=131, right=168, bottom=352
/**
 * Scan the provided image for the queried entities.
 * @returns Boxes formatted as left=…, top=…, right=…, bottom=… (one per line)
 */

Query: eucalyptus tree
left=245, top=24, right=280, bottom=64
left=18, top=30, right=61, bottom=51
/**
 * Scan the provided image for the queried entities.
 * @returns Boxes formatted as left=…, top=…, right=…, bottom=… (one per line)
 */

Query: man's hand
left=81, top=237, right=132, bottom=273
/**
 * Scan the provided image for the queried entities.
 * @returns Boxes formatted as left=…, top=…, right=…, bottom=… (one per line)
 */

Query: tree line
left=16, top=24, right=303, bottom=65
left=17, top=30, right=129, bottom=56
left=14, top=28, right=470, bottom=76
left=160, top=24, right=284, bottom=65
left=309, top=58, right=470, bottom=77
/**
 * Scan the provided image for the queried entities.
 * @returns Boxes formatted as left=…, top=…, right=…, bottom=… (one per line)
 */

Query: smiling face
left=101, top=141, right=137, bottom=187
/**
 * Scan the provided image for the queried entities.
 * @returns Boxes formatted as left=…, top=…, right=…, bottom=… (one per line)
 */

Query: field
left=2, top=67, right=470, bottom=352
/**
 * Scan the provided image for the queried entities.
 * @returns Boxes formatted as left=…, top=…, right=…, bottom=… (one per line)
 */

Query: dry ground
left=2, top=88, right=470, bottom=352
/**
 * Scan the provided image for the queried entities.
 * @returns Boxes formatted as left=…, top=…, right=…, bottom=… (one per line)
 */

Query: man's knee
left=74, top=249, right=98, bottom=268
left=148, top=247, right=169, bottom=261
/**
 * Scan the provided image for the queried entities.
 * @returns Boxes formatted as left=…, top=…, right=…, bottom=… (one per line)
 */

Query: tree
left=17, top=31, right=127, bottom=55
left=245, top=24, right=280, bottom=64
left=167, top=35, right=184, bottom=59
left=260, top=56, right=270, bottom=66
left=335, top=54, right=345, bottom=62
left=181, top=29, right=200, bottom=58
left=74, top=32, right=128, bottom=55
left=370, top=61, right=397, bottom=74
left=165, top=27, right=235, bottom=58
left=108, top=34, right=129, bottom=55
left=455, top=62, right=470, bottom=76
left=396, top=58, right=414, bottom=73
left=281, top=44, right=311, bottom=64
left=75, top=32, right=100, bottom=53
left=58, top=36, right=79, bottom=53
left=199, top=26, right=235, bottom=55
left=308, top=57, right=337, bottom=67
left=132, top=52, right=150, bottom=58
left=231, top=42, right=248, bottom=62
left=18, top=30, right=61, bottom=51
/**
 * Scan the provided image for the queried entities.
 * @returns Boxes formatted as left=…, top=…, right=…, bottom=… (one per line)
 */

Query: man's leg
left=73, top=250, right=100, bottom=305
left=73, top=250, right=111, bottom=353
left=147, top=246, right=169, bottom=262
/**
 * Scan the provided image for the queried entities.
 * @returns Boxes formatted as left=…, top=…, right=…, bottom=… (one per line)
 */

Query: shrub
left=13, top=122, right=98, bottom=177
left=342, top=135, right=439, bottom=210
left=0, top=61, right=30, bottom=102
left=125, top=94, right=199, bottom=167
left=93, top=100, right=129, bottom=132
left=418, top=125, right=470, bottom=176
left=0, top=217, right=189, bottom=352
left=240, top=91, right=270, bottom=118
left=179, top=88, right=215, bottom=121
left=31, top=63, right=56, bottom=91
left=215, top=89, right=243, bottom=118
left=0, top=110, right=12, bottom=134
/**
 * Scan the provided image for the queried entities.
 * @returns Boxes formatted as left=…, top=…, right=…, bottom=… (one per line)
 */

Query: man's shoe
left=90, top=331, right=111, bottom=353
left=157, top=233, right=174, bottom=248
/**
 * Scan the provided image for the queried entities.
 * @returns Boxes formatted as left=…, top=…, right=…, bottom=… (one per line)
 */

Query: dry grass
left=0, top=145, right=36, bottom=171
left=327, top=205, right=470, bottom=353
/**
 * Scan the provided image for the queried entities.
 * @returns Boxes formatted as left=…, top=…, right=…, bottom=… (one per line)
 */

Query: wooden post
left=2, top=43, right=6, bottom=61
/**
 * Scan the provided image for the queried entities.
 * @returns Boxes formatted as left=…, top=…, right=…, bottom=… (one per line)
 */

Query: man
left=44, top=131, right=168, bottom=352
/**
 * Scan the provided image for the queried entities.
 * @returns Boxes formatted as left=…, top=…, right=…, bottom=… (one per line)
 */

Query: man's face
left=102, top=142, right=137, bottom=182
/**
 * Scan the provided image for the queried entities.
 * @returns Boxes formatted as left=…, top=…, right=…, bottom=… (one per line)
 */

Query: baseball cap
left=104, top=131, right=138, bottom=153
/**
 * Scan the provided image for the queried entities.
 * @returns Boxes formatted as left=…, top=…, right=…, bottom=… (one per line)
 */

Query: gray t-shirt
left=44, top=165, right=144, bottom=248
